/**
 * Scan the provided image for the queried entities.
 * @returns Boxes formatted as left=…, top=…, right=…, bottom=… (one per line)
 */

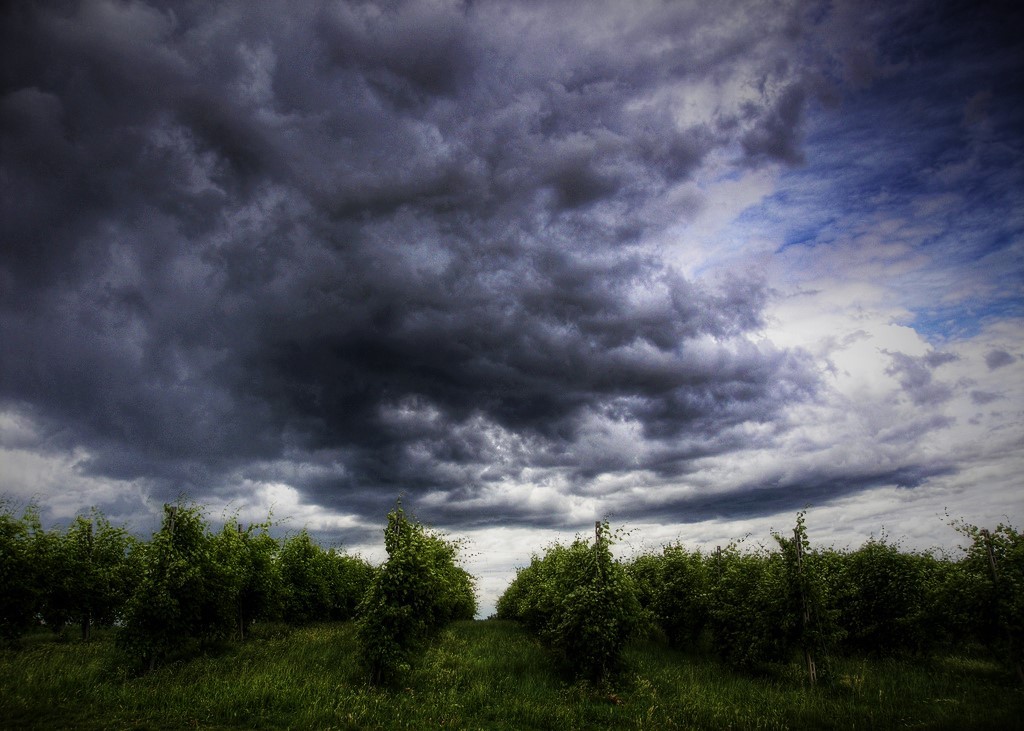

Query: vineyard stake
left=82, top=519, right=93, bottom=641
left=794, top=527, right=816, bottom=686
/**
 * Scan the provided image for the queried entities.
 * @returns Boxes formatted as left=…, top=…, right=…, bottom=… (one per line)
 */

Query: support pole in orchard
left=594, top=520, right=608, bottom=582
left=237, top=522, right=246, bottom=642
left=151, top=504, right=178, bottom=672
left=794, top=526, right=816, bottom=686
left=82, top=519, right=93, bottom=641
left=981, top=529, right=998, bottom=584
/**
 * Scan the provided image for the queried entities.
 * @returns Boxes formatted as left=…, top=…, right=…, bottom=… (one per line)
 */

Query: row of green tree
left=5, top=498, right=1020, bottom=685
left=497, top=515, right=1023, bottom=684
left=0, top=500, right=475, bottom=678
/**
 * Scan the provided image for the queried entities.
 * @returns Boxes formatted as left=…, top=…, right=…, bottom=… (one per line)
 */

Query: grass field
left=1, top=620, right=1021, bottom=730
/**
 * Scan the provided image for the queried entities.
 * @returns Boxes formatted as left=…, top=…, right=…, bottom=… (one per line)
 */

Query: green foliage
left=4, top=494, right=1021, bottom=691
left=627, top=543, right=710, bottom=649
left=279, top=530, right=374, bottom=624
left=496, top=521, right=643, bottom=681
left=357, top=503, right=476, bottom=684
left=211, top=518, right=282, bottom=639
left=705, top=543, right=797, bottom=669
left=832, top=537, right=973, bottom=657
left=0, top=504, right=43, bottom=640
left=43, top=511, right=139, bottom=638
left=954, top=520, right=1024, bottom=678
left=25, top=520, right=67, bottom=633
left=329, top=551, right=376, bottom=620
left=116, top=503, right=236, bottom=669
left=1, top=505, right=139, bottom=642
left=279, top=530, right=336, bottom=624
left=693, top=515, right=840, bottom=675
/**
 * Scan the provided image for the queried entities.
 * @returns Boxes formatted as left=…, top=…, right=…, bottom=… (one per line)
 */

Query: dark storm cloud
left=2, top=0, right=943, bottom=526
left=616, top=464, right=959, bottom=524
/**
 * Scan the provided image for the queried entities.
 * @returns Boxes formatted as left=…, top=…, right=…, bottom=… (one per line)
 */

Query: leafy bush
left=117, top=503, right=237, bottom=670
left=705, top=516, right=840, bottom=678
left=279, top=530, right=336, bottom=624
left=497, top=522, right=643, bottom=681
left=329, top=551, right=376, bottom=620
left=357, top=503, right=475, bottom=683
left=628, top=544, right=710, bottom=649
left=279, top=530, right=374, bottom=624
left=706, top=544, right=795, bottom=669
left=833, top=539, right=947, bottom=656
left=43, top=511, right=139, bottom=639
left=0, top=503, right=43, bottom=640
left=955, top=521, right=1024, bottom=681
left=1, top=505, right=139, bottom=642
left=212, top=518, right=282, bottom=638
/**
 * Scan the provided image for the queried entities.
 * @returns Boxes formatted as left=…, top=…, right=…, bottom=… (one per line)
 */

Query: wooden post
left=794, top=527, right=816, bottom=686
left=148, top=504, right=178, bottom=671
left=81, top=520, right=93, bottom=641
left=595, top=520, right=602, bottom=546
left=237, top=521, right=246, bottom=641
left=981, top=529, right=998, bottom=585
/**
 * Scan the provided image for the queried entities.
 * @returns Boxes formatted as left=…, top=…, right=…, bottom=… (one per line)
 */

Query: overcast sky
left=2, top=0, right=1022, bottom=616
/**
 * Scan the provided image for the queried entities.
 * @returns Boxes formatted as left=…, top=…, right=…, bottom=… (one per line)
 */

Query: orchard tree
left=211, top=518, right=282, bottom=639
left=117, top=503, right=234, bottom=670
left=706, top=544, right=794, bottom=670
left=357, top=502, right=476, bottom=684
left=328, top=550, right=376, bottom=621
left=277, top=530, right=373, bottom=624
left=41, top=511, right=139, bottom=639
left=834, top=538, right=942, bottom=656
left=706, top=516, right=840, bottom=677
left=627, top=543, right=710, bottom=649
left=955, top=520, right=1024, bottom=683
left=279, top=530, right=336, bottom=624
left=0, top=503, right=42, bottom=640
left=497, top=521, right=643, bottom=681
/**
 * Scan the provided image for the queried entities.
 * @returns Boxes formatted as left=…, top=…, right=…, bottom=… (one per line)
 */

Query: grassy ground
left=1, top=620, right=1021, bottom=730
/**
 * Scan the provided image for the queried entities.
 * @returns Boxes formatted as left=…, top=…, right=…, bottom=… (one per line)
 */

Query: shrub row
left=624, top=517, right=1023, bottom=680
left=0, top=506, right=138, bottom=642
left=0, top=499, right=475, bottom=680
left=494, top=515, right=1022, bottom=683
left=0, top=502, right=375, bottom=667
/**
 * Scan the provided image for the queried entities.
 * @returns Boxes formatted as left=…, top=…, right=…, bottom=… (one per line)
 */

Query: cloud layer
left=2, top=0, right=1021, bottom=595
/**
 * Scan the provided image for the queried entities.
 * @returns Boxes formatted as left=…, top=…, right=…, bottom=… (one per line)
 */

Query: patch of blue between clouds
left=911, top=300, right=1024, bottom=344
left=740, top=9, right=1024, bottom=344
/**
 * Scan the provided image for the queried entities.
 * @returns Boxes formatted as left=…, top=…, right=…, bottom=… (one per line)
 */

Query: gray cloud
left=3, top=0, right=1014, bottom=532
left=883, top=350, right=956, bottom=407
left=985, top=349, right=1015, bottom=370
left=618, top=464, right=959, bottom=524
left=970, top=390, right=1000, bottom=405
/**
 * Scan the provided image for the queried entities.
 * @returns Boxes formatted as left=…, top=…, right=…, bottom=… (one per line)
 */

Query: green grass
left=1, top=621, right=1021, bottom=730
